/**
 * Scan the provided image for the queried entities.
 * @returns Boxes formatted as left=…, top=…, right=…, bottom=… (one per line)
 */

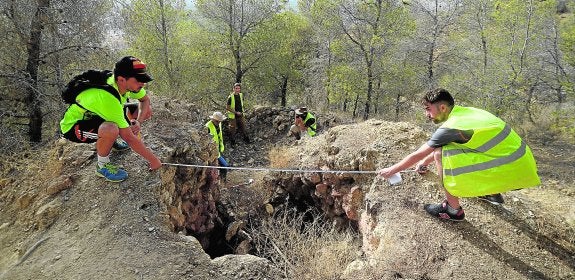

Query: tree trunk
left=525, top=83, right=536, bottom=124
left=363, top=57, right=373, bottom=121
left=26, top=0, right=50, bottom=142
left=158, top=0, right=175, bottom=87
left=374, top=77, right=381, bottom=115
left=280, top=76, right=288, bottom=107
left=395, top=93, right=401, bottom=122
left=235, top=48, right=242, bottom=83
left=352, top=92, right=359, bottom=118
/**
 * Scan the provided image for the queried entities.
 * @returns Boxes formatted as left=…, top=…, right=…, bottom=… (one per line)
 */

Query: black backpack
left=61, top=70, right=121, bottom=108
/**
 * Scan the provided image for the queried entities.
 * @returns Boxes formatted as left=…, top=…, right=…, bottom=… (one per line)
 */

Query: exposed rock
left=34, top=198, right=61, bottom=229
left=342, top=186, right=363, bottom=221
left=225, top=220, right=245, bottom=241
left=212, top=254, right=284, bottom=280
left=17, top=193, right=35, bottom=210
left=45, top=175, right=73, bottom=196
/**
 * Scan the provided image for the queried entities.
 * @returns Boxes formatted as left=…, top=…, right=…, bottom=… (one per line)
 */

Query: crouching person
left=289, top=107, right=317, bottom=140
left=59, top=56, right=162, bottom=182
left=377, top=88, right=540, bottom=221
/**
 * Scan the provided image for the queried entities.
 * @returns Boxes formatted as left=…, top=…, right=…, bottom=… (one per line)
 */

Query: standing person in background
left=59, top=56, right=162, bottom=182
left=205, top=111, right=229, bottom=181
left=377, top=88, right=540, bottom=221
left=226, top=83, right=251, bottom=144
left=289, top=107, right=317, bottom=140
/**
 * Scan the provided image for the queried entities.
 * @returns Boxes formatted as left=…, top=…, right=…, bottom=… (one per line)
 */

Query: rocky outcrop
left=265, top=119, right=429, bottom=235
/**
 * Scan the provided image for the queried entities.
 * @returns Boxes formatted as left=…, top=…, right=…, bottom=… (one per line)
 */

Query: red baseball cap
left=114, top=56, right=153, bottom=83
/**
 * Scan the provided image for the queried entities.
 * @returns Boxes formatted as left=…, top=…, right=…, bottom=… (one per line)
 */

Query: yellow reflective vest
left=303, top=112, right=317, bottom=137
left=205, top=120, right=224, bottom=156
left=440, top=106, right=540, bottom=197
left=226, top=92, right=244, bottom=119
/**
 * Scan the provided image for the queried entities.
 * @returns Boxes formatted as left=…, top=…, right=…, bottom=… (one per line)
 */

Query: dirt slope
left=0, top=97, right=282, bottom=280
left=0, top=96, right=574, bottom=280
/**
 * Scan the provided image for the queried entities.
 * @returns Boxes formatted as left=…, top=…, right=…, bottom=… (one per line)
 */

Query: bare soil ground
left=0, top=97, right=574, bottom=279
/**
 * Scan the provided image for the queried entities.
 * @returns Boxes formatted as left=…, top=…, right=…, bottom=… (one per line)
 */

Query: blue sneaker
left=112, top=139, right=130, bottom=151
left=96, top=163, right=128, bottom=182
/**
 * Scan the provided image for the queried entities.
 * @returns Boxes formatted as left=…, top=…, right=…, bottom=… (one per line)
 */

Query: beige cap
left=295, top=107, right=308, bottom=115
left=209, top=111, right=226, bottom=121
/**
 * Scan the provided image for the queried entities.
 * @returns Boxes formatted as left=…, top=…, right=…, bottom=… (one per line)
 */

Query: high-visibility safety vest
left=226, top=92, right=244, bottom=119
left=304, top=113, right=317, bottom=137
left=440, top=106, right=540, bottom=197
left=205, top=120, right=224, bottom=155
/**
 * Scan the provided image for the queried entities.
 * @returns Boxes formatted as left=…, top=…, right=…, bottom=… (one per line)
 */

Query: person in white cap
left=289, top=107, right=317, bottom=140
left=205, top=111, right=229, bottom=180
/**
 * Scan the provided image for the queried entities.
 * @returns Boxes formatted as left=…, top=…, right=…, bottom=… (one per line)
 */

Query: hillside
left=0, top=95, right=574, bottom=280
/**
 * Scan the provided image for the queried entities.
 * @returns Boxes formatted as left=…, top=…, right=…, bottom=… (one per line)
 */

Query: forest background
left=1, top=0, right=575, bottom=150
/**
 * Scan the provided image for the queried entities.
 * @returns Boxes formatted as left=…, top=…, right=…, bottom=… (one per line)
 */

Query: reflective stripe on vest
left=444, top=137, right=527, bottom=177
left=227, top=92, right=244, bottom=119
left=205, top=121, right=224, bottom=155
left=440, top=106, right=539, bottom=197
left=304, top=113, right=317, bottom=136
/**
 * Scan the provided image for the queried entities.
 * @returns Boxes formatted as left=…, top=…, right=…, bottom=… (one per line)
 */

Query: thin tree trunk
left=352, top=92, right=359, bottom=118
left=234, top=48, right=242, bottom=83
left=26, top=0, right=50, bottom=142
left=395, top=93, right=401, bottom=121
left=525, top=83, right=536, bottom=123
left=280, top=76, right=288, bottom=107
left=363, top=56, right=373, bottom=120
left=476, top=1, right=488, bottom=75
left=158, top=0, right=175, bottom=86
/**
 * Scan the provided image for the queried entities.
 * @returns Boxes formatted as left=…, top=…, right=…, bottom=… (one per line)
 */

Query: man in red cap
left=59, top=56, right=162, bottom=182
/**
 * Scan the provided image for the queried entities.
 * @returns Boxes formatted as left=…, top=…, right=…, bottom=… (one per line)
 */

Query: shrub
left=249, top=208, right=360, bottom=279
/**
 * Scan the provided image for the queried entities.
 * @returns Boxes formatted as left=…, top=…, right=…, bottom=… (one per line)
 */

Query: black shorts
left=62, top=103, right=136, bottom=143
left=62, top=115, right=105, bottom=143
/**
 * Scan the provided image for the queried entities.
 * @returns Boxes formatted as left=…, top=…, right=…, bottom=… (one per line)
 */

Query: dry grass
left=268, top=146, right=297, bottom=168
left=0, top=140, right=64, bottom=194
left=520, top=103, right=575, bottom=144
left=249, top=208, right=360, bottom=279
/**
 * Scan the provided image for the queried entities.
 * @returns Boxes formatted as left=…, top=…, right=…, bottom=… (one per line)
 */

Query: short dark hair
left=422, top=88, right=454, bottom=107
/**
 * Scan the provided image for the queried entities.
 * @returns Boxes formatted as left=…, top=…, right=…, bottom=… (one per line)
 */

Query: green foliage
left=561, top=15, right=575, bottom=67
left=243, top=11, right=314, bottom=106
left=123, top=0, right=191, bottom=96
left=327, top=64, right=363, bottom=111
left=549, top=110, right=575, bottom=144
left=2, top=0, right=574, bottom=149
left=559, top=4, right=575, bottom=98
left=439, top=0, right=575, bottom=126
left=189, top=0, right=287, bottom=108
left=307, top=0, right=415, bottom=118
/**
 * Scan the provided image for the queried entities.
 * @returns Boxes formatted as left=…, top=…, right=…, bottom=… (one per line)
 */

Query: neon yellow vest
left=304, top=113, right=317, bottom=137
left=205, top=120, right=224, bottom=155
left=226, top=92, right=244, bottom=119
left=441, top=106, right=540, bottom=197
